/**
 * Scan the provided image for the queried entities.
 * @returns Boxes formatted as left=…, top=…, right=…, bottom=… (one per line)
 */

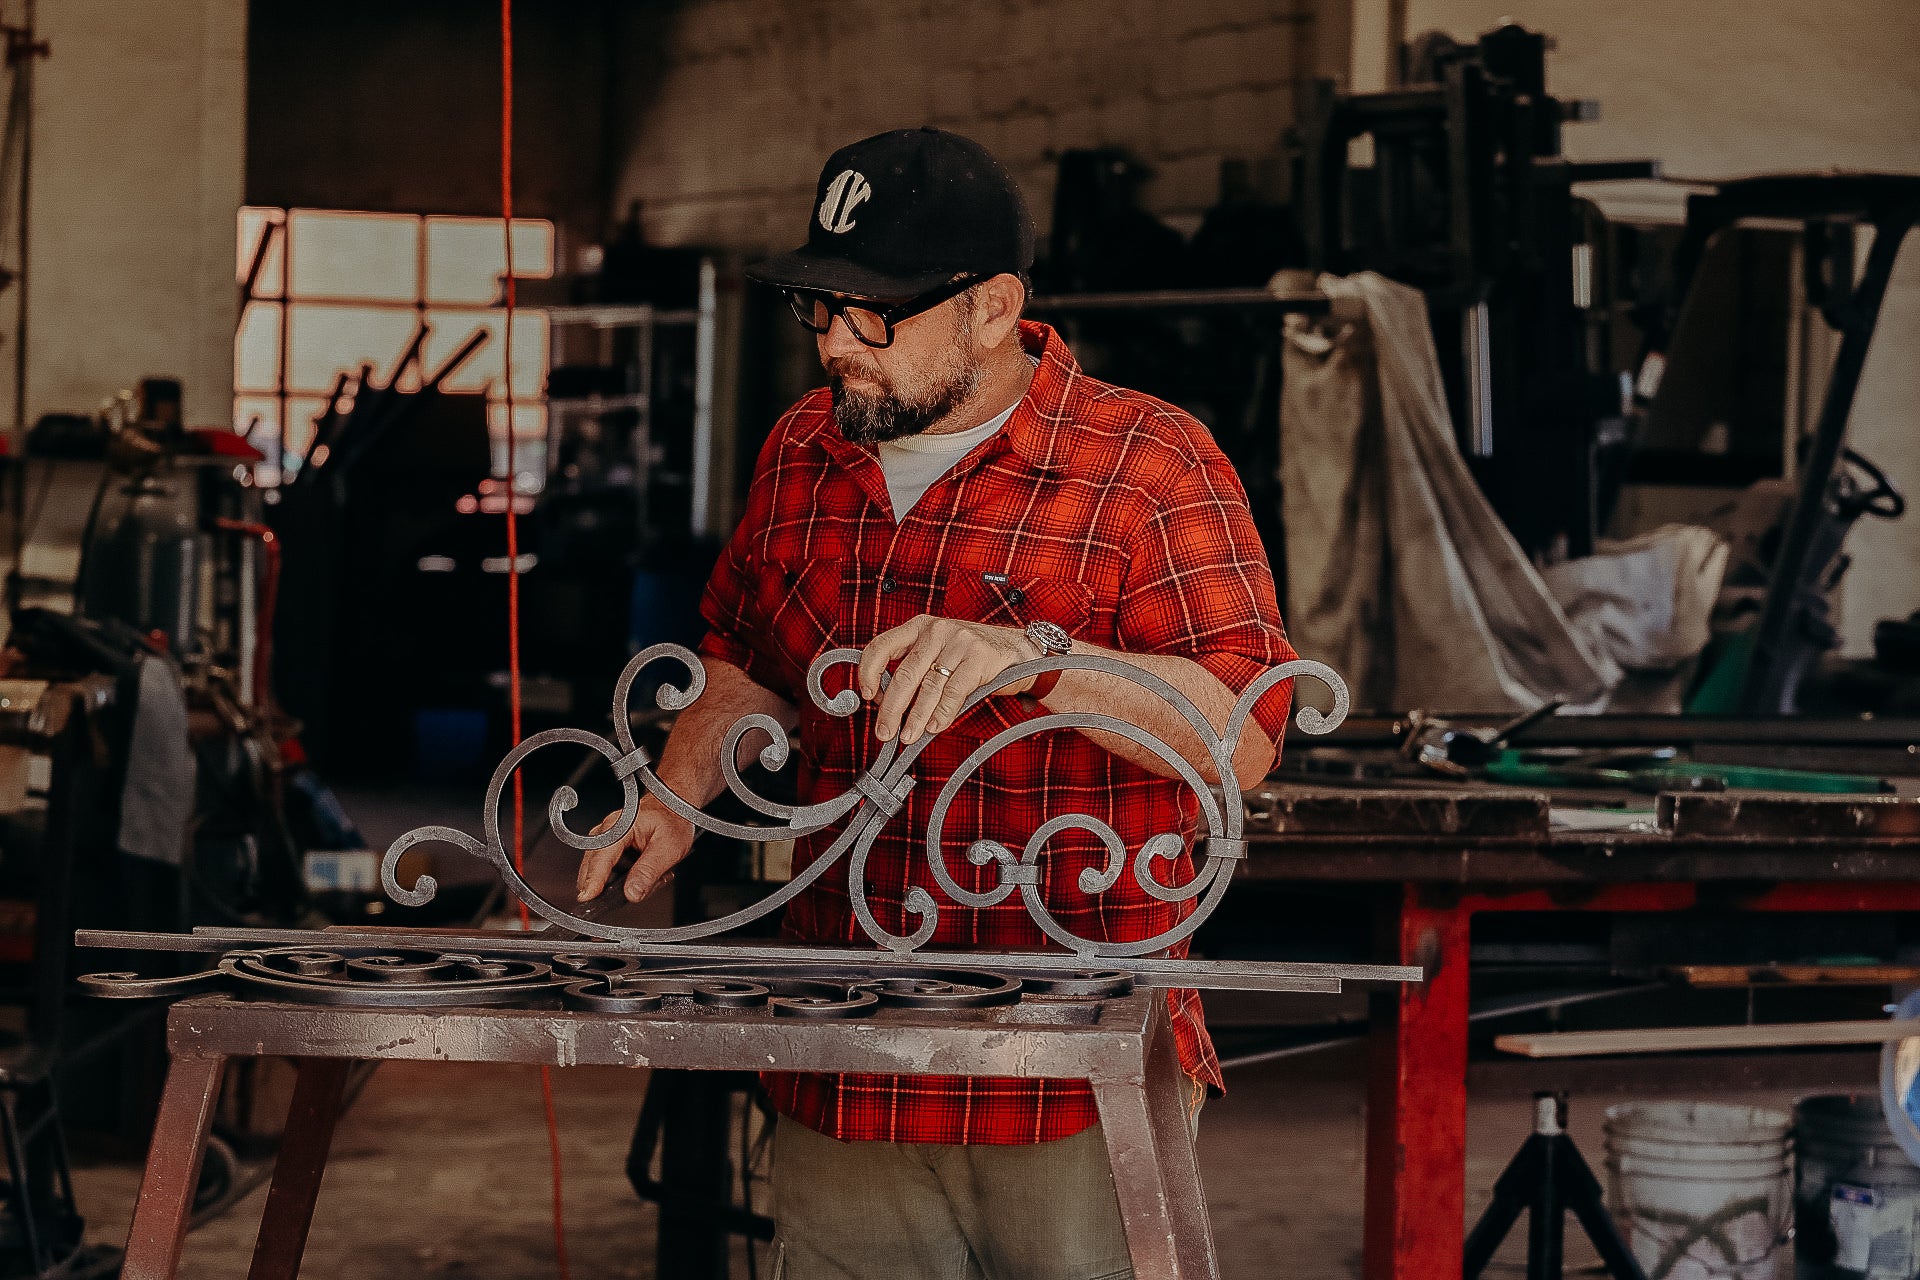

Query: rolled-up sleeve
left=1116, top=459, right=1297, bottom=746
left=695, top=533, right=771, bottom=682
left=695, top=420, right=789, bottom=696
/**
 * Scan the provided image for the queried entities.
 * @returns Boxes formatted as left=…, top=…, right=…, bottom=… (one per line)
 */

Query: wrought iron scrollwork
left=381, top=644, right=1348, bottom=959
left=81, top=945, right=1133, bottom=1018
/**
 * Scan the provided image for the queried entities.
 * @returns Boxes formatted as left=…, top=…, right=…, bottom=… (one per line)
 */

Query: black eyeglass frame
left=782, top=274, right=985, bottom=348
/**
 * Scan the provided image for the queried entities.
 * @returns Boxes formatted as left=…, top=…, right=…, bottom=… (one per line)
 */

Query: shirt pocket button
left=1007, top=587, right=1025, bottom=606
left=880, top=576, right=897, bottom=594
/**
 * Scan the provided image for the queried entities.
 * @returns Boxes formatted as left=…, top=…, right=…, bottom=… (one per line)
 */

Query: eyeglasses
left=782, top=275, right=983, bottom=348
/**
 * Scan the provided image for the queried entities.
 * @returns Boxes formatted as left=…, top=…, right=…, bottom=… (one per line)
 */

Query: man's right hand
left=575, top=799, right=697, bottom=904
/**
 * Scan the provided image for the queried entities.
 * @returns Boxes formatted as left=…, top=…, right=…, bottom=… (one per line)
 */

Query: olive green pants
left=769, top=1088, right=1203, bottom=1280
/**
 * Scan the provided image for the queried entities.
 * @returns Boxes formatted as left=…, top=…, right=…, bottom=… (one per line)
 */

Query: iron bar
left=76, top=928, right=1415, bottom=993
left=1026, top=286, right=1328, bottom=315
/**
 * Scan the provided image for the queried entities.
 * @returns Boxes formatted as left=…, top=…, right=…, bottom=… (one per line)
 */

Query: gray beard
left=830, top=358, right=983, bottom=446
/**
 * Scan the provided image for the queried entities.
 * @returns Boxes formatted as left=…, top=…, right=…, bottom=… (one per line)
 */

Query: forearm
left=1024, top=644, right=1277, bottom=790
left=648, top=659, right=800, bottom=811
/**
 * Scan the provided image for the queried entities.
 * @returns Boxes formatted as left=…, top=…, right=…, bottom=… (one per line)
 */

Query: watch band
left=1022, top=620, right=1071, bottom=703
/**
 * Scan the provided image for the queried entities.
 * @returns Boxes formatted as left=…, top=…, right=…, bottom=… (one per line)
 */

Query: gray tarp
left=118, top=652, right=195, bottom=865
left=1280, top=272, right=1725, bottom=714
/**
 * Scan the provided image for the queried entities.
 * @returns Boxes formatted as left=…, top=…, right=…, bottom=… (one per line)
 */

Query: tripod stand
left=1464, top=1092, right=1650, bottom=1280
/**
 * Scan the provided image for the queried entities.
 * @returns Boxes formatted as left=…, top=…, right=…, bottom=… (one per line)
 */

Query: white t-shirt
left=877, top=400, right=1018, bottom=519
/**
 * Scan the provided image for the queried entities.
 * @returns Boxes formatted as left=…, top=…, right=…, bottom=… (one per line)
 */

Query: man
left=578, top=127, right=1295, bottom=1279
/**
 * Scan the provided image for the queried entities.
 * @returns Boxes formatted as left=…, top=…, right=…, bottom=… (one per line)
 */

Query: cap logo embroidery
left=817, top=169, right=872, bottom=235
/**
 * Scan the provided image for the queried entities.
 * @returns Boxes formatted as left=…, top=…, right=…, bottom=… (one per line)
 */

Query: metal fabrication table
left=1241, top=783, right=1920, bottom=1280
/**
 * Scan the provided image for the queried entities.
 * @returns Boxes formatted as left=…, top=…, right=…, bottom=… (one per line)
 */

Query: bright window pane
left=239, top=208, right=286, bottom=296
left=231, top=208, right=556, bottom=488
left=233, top=394, right=280, bottom=443
left=487, top=401, right=548, bottom=439
left=426, top=217, right=554, bottom=304
left=490, top=434, right=548, bottom=487
left=285, top=304, right=423, bottom=393
left=424, top=309, right=548, bottom=395
left=487, top=403, right=549, bottom=488
left=235, top=303, right=281, bottom=392
left=282, top=395, right=331, bottom=469
left=288, top=210, right=418, bottom=301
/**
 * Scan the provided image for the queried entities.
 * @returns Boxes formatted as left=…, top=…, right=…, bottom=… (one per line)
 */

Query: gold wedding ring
left=933, top=665, right=955, bottom=679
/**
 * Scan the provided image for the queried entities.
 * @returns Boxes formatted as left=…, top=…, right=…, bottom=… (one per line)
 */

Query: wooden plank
left=1495, top=1018, right=1920, bottom=1059
left=1670, top=964, right=1920, bottom=988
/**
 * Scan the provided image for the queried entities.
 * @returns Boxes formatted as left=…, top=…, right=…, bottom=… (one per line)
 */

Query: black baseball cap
left=747, top=126, right=1035, bottom=300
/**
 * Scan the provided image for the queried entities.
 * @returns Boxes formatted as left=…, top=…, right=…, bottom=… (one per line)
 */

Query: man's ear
left=974, top=273, right=1027, bottom=348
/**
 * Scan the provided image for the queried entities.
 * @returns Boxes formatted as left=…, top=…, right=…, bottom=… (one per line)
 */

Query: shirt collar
left=1000, top=320, right=1080, bottom=474
left=801, top=320, right=1083, bottom=476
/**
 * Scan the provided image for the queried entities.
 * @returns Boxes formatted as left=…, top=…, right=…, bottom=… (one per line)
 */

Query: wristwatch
left=1023, top=621, right=1071, bottom=702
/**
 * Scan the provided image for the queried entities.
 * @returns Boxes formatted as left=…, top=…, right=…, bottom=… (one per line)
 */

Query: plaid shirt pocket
left=941, top=571, right=1094, bottom=729
left=752, top=556, right=845, bottom=695
left=941, top=570, right=1093, bottom=634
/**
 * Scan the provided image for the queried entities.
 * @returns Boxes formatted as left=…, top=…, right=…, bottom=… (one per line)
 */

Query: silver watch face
left=1025, top=620, right=1072, bottom=656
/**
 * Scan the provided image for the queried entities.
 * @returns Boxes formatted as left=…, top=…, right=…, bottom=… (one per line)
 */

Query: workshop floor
left=66, top=1040, right=1875, bottom=1277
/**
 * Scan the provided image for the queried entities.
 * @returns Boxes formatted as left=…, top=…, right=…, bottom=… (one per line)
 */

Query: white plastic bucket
left=1793, top=1094, right=1920, bottom=1280
left=1606, top=1102, right=1795, bottom=1280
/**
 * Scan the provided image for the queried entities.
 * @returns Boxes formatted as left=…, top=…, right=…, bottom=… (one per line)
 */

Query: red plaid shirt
left=697, top=320, right=1294, bottom=1144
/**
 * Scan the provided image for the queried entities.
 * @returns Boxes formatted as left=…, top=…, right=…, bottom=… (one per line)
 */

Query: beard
left=827, top=307, right=984, bottom=445
left=829, top=361, right=980, bottom=445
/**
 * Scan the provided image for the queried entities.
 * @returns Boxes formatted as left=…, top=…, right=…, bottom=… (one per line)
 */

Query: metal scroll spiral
left=381, top=643, right=1348, bottom=959
left=80, top=947, right=1127, bottom=1017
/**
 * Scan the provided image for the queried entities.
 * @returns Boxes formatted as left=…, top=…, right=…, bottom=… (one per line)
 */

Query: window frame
left=235, top=207, right=554, bottom=485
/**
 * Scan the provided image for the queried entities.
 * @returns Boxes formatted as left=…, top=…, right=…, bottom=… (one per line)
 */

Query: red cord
left=501, top=5, right=570, bottom=1275
left=501, top=1, right=527, bottom=928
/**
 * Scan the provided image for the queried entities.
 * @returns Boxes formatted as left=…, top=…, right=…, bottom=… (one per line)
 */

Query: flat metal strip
left=75, top=928, right=1418, bottom=992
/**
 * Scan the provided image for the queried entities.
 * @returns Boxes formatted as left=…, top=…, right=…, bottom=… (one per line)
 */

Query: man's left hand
left=857, top=615, right=1042, bottom=745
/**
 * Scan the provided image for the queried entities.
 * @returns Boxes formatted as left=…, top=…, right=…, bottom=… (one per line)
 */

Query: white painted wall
left=14, top=0, right=246, bottom=431
left=1396, top=0, right=1920, bottom=652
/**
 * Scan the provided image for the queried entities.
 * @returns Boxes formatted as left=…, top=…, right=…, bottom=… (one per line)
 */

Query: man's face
left=819, top=290, right=984, bottom=445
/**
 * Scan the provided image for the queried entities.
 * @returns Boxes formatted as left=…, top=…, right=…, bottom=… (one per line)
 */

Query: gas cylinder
left=81, top=473, right=202, bottom=652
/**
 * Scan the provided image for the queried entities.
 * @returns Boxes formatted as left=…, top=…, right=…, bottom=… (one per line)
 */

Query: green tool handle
left=1484, top=753, right=1888, bottom=795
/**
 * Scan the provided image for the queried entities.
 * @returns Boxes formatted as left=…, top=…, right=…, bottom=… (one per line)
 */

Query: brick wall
left=609, top=0, right=1341, bottom=252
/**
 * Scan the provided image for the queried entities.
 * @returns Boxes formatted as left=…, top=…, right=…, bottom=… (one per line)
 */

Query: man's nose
left=817, top=313, right=869, bottom=361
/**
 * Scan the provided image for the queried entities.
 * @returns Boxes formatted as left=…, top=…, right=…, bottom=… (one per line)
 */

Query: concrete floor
left=65, top=1038, right=1878, bottom=1278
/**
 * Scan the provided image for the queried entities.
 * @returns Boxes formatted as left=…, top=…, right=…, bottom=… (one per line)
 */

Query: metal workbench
left=1239, top=782, right=1920, bottom=1280
left=122, top=980, right=1222, bottom=1279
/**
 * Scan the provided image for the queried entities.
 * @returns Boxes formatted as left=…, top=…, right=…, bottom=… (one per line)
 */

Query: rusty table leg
left=247, top=1057, right=354, bottom=1280
left=1093, top=1001, right=1219, bottom=1280
left=123, top=1053, right=227, bottom=1280
left=1364, top=885, right=1470, bottom=1280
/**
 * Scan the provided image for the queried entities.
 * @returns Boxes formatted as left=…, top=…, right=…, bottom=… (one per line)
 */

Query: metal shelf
left=1026, top=287, right=1329, bottom=315
left=538, top=261, right=717, bottom=540
left=539, top=303, right=700, bottom=328
left=547, top=393, right=651, bottom=412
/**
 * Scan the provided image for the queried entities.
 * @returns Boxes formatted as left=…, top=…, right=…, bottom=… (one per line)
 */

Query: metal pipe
left=235, top=537, right=255, bottom=708
left=1026, top=287, right=1330, bottom=315
left=10, top=0, right=33, bottom=451
left=1462, top=299, right=1494, bottom=456
left=690, top=256, right=716, bottom=539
